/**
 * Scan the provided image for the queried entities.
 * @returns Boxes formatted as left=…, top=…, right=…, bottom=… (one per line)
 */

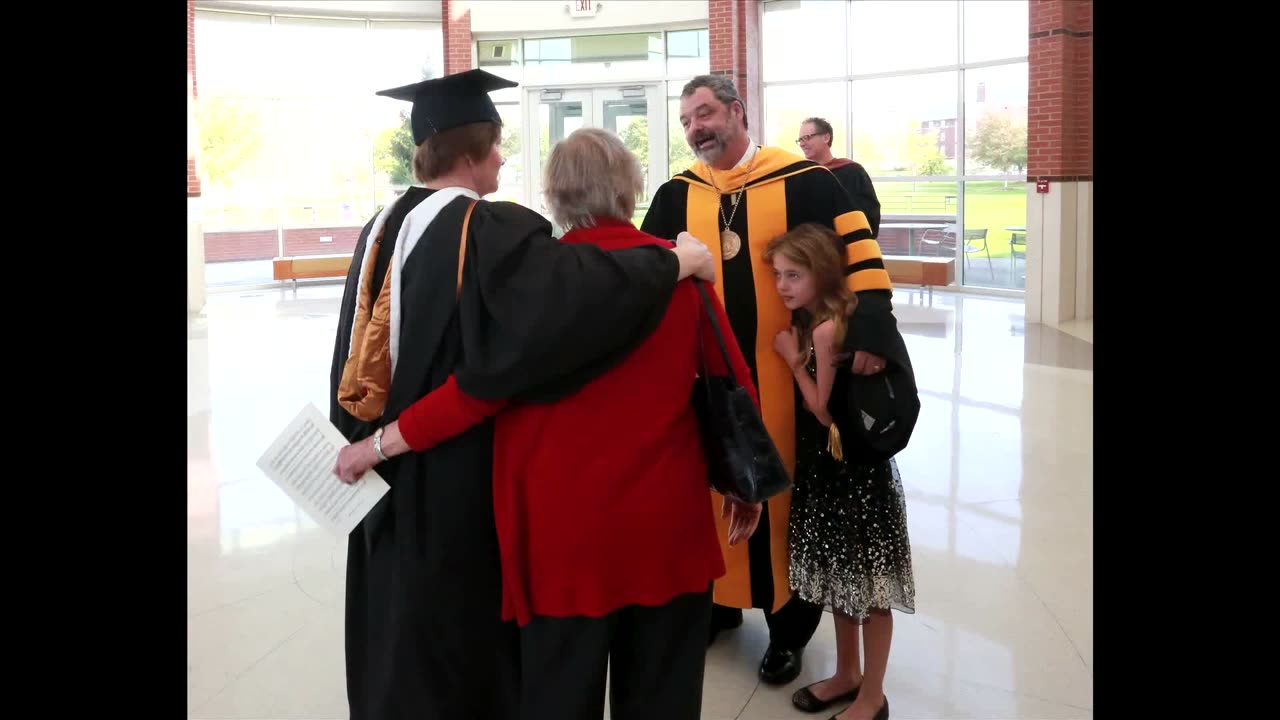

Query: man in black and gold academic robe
left=328, top=70, right=709, bottom=720
left=642, top=74, right=906, bottom=687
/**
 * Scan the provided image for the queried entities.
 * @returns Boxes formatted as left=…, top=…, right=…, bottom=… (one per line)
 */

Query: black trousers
left=712, top=595, right=825, bottom=650
left=711, top=494, right=826, bottom=651
left=518, top=586, right=714, bottom=720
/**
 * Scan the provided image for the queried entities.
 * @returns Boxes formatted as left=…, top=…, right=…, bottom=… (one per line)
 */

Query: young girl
left=766, top=223, right=915, bottom=720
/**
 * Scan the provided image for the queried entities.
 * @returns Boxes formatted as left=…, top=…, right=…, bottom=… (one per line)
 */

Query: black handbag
left=690, top=281, right=792, bottom=504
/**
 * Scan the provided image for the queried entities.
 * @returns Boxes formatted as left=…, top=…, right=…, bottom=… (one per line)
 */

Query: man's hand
left=836, top=350, right=886, bottom=375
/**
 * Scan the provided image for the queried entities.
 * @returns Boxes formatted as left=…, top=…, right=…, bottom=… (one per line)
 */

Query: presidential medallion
left=720, top=229, right=742, bottom=260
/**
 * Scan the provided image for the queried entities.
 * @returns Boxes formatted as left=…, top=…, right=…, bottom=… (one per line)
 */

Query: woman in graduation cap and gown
left=328, top=69, right=716, bottom=720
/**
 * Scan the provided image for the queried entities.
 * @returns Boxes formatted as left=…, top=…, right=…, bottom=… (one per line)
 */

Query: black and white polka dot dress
left=787, top=344, right=917, bottom=622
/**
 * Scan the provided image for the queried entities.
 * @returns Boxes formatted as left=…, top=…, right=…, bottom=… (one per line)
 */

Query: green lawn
left=878, top=181, right=1026, bottom=259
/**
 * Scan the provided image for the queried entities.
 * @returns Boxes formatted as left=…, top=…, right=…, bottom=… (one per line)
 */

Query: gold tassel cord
left=827, top=422, right=843, bottom=462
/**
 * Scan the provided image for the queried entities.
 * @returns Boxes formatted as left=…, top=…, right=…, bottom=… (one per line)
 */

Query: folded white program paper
left=257, top=402, right=390, bottom=536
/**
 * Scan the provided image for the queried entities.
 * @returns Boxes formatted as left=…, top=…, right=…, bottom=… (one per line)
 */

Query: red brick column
left=187, top=0, right=201, bottom=198
left=1028, top=0, right=1092, bottom=181
left=709, top=0, right=762, bottom=133
left=443, top=0, right=474, bottom=76
left=1026, top=0, right=1092, bottom=325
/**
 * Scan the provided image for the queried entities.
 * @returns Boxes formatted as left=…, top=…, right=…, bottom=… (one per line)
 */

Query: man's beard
left=689, top=125, right=739, bottom=165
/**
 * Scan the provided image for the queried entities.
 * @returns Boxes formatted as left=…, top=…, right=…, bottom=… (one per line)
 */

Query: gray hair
left=681, top=74, right=748, bottom=130
left=543, top=128, right=643, bottom=231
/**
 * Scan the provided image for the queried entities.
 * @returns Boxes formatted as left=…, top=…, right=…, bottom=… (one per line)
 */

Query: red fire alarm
left=1036, top=179, right=1050, bottom=194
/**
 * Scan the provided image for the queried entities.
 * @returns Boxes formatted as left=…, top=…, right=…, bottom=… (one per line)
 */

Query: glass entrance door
left=527, top=88, right=591, bottom=218
left=525, top=84, right=665, bottom=227
left=594, top=85, right=666, bottom=222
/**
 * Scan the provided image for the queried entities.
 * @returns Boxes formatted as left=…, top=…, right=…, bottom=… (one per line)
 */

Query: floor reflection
left=187, top=285, right=1093, bottom=719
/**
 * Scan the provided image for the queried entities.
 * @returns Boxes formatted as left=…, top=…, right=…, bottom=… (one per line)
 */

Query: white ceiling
left=197, top=1, right=443, bottom=21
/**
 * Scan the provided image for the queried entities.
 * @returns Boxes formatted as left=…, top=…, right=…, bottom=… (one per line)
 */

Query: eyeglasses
left=795, top=133, right=825, bottom=146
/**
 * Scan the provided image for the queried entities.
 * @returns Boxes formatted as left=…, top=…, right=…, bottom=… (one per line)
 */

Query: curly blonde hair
left=763, top=223, right=857, bottom=362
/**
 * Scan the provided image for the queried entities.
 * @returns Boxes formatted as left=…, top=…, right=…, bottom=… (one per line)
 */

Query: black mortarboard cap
left=376, top=69, right=519, bottom=145
left=829, top=358, right=921, bottom=464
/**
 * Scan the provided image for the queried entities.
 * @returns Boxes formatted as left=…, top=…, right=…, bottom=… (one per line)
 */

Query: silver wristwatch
left=372, top=426, right=389, bottom=462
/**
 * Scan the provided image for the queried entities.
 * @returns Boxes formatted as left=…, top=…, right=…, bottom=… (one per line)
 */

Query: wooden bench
left=272, top=254, right=353, bottom=286
left=882, top=254, right=955, bottom=300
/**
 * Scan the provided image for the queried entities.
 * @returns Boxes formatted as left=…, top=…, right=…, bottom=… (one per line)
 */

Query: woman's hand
left=674, top=232, right=716, bottom=283
left=334, top=438, right=380, bottom=485
left=722, top=496, right=763, bottom=546
left=772, top=327, right=802, bottom=369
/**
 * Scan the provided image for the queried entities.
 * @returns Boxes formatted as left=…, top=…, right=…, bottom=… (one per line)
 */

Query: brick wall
left=204, top=230, right=277, bottom=263
left=204, top=226, right=364, bottom=263
left=443, top=0, right=474, bottom=75
left=187, top=0, right=201, bottom=198
left=708, top=0, right=762, bottom=132
left=1028, top=0, right=1092, bottom=180
left=283, top=227, right=363, bottom=257
left=709, top=1, right=738, bottom=78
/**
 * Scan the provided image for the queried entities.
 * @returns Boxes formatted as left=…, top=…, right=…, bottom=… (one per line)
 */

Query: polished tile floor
left=188, top=284, right=1093, bottom=719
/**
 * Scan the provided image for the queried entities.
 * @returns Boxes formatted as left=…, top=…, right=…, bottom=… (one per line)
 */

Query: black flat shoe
left=791, top=681, right=860, bottom=713
left=824, top=696, right=888, bottom=720
left=758, top=644, right=803, bottom=685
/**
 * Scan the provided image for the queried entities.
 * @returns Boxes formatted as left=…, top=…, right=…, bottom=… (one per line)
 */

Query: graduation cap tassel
left=827, top=422, right=843, bottom=462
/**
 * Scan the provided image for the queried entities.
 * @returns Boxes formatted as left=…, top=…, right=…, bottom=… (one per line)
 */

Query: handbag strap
left=694, top=280, right=734, bottom=375
left=456, top=200, right=477, bottom=299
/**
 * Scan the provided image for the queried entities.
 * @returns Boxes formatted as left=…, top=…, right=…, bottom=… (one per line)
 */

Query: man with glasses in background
left=796, top=117, right=881, bottom=238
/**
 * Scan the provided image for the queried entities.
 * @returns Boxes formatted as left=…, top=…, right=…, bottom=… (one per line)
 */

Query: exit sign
left=570, top=0, right=599, bottom=18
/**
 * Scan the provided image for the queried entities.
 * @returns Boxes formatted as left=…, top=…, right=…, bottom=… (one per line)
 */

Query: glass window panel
left=524, top=33, right=663, bottom=85
left=275, top=98, right=378, bottom=257
left=961, top=181, right=1026, bottom=289
left=850, top=0, right=959, bottom=74
left=194, top=11, right=276, bottom=98
left=763, top=0, right=848, bottom=82
left=273, top=16, right=371, bottom=97
left=667, top=97, right=697, bottom=176
left=763, top=82, right=849, bottom=160
left=851, top=71, right=958, bottom=177
left=198, top=96, right=281, bottom=233
left=372, top=98, right=415, bottom=191
left=875, top=180, right=958, bottom=258
left=478, top=40, right=522, bottom=101
left=367, top=21, right=443, bottom=89
left=195, top=11, right=445, bottom=285
left=478, top=39, right=520, bottom=67
left=964, top=0, right=1029, bottom=63
left=493, top=104, right=524, bottom=204
left=964, top=63, right=1028, bottom=177
left=666, top=29, right=709, bottom=77
left=603, top=98, right=652, bottom=203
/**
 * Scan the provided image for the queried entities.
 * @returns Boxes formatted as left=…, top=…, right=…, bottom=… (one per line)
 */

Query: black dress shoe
left=707, top=606, right=744, bottom=646
left=758, top=644, right=803, bottom=685
left=792, top=681, right=860, bottom=713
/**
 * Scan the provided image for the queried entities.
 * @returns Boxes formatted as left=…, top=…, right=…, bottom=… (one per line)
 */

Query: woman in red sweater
left=335, top=127, right=762, bottom=720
